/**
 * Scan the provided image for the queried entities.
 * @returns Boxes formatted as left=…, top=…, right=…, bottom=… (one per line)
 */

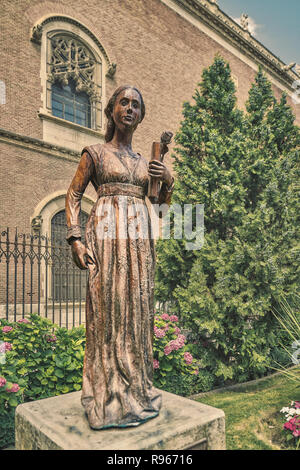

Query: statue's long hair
left=104, top=85, right=146, bottom=142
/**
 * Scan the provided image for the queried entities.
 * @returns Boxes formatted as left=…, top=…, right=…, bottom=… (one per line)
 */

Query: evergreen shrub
left=155, top=56, right=300, bottom=385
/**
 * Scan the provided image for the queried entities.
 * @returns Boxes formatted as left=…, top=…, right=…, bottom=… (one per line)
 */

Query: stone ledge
left=15, top=389, right=225, bottom=450
left=0, top=127, right=80, bottom=162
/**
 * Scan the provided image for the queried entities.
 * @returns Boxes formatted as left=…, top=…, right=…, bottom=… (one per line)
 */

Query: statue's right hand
left=71, top=239, right=90, bottom=270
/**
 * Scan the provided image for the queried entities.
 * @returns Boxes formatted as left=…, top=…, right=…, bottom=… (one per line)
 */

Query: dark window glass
left=51, top=79, right=91, bottom=128
left=51, top=210, right=89, bottom=302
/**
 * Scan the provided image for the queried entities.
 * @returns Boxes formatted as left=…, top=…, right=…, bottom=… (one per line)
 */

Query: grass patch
left=194, top=368, right=300, bottom=450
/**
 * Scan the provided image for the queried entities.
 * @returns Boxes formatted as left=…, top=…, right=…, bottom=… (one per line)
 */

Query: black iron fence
left=0, top=228, right=88, bottom=328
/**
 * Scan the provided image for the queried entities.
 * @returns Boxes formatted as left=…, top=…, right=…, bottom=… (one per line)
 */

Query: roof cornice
left=170, top=0, right=298, bottom=91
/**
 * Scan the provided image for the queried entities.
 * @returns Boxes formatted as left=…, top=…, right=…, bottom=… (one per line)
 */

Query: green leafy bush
left=0, top=314, right=86, bottom=448
left=152, top=312, right=215, bottom=395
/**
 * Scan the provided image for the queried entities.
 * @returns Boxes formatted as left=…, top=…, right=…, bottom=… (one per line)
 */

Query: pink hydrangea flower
left=0, top=377, right=7, bottom=387
left=0, top=342, right=12, bottom=353
left=164, top=345, right=173, bottom=356
left=2, top=326, right=13, bottom=333
left=177, top=334, right=186, bottom=345
left=154, top=327, right=166, bottom=339
left=46, top=335, right=57, bottom=343
left=184, top=352, right=193, bottom=365
left=153, top=359, right=159, bottom=369
left=168, top=339, right=183, bottom=351
left=193, top=368, right=199, bottom=375
left=17, top=318, right=30, bottom=324
left=168, top=340, right=178, bottom=351
left=161, top=313, right=170, bottom=321
left=174, top=327, right=181, bottom=335
left=170, top=315, right=178, bottom=322
left=6, top=383, right=20, bottom=393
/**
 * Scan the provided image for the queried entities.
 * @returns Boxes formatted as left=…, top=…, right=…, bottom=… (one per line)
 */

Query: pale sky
left=219, top=0, right=300, bottom=66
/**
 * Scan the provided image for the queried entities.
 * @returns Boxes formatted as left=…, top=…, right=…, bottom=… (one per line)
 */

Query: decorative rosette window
left=46, top=34, right=102, bottom=130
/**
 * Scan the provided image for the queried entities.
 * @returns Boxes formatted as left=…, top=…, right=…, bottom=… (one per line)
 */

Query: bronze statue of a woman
left=66, top=85, right=174, bottom=430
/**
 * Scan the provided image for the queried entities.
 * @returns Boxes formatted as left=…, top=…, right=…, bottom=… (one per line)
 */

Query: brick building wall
left=0, top=0, right=299, bottom=321
left=0, top=0, right=299, bottom=234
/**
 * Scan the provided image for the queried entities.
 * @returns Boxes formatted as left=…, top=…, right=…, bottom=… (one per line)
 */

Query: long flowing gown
left=65, top=143, right=173, bottom=429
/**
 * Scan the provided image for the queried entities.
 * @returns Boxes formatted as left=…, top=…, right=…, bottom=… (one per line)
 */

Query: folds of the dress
left=81, top=193, right=162, bottom=430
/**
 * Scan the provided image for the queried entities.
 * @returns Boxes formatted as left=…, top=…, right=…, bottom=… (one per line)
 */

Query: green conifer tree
left=155, top=58, right=300, bottom=384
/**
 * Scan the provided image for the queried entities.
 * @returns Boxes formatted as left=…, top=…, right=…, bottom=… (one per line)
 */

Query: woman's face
left=112, top=88, right=142, bottom=132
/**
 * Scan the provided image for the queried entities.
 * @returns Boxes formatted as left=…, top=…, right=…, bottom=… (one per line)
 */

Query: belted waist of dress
left=97, top=183, right=146, bottom=199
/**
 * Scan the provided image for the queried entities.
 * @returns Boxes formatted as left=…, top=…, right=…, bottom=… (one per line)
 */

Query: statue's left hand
left=149, top=160, right=173, bottom=187
left=71, top=239, right=95, bottom=270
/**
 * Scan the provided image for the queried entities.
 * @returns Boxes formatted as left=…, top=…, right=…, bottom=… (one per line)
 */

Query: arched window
left=51, top=210, right=89, bottom=301
left=51, top=209, right=89, bottom=244
left=48, top=34, right=100, bottom=130
left=32, top=15, right=117, bottom=152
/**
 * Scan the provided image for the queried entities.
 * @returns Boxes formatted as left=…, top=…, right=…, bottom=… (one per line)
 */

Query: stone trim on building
left=30, top=14, right=117, bottom=77
left=0, top=127, right=81, bottom=163
left=30, top=190, right=94, bottom=240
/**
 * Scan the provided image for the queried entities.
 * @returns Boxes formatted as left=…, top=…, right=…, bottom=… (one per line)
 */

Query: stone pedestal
left=15, top=389, right=225, bottom=450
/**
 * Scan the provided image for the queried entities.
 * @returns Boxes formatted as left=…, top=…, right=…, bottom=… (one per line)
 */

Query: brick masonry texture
left=0, top=0, right=299, bottom=233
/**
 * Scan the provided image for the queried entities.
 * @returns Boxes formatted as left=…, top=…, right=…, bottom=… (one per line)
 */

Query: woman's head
left=104, top=85, right=145, bottom=142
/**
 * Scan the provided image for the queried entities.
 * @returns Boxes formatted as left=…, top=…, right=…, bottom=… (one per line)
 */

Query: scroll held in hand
left=148, top=131, right=173, bottom=203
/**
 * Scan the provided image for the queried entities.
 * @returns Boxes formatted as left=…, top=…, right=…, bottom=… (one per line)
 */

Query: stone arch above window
left=32, top=15, right=116, bottom=151
left=31, top=15, right=116, bottom=73
left=30, top=190, right=94, bottom=239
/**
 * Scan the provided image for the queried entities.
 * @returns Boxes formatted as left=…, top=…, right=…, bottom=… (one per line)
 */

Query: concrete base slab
left=15, top=389, right=225, bottom=450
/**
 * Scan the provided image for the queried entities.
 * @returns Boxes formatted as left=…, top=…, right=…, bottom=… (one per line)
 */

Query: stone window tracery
left=46, top=33, right=102, bottom=130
